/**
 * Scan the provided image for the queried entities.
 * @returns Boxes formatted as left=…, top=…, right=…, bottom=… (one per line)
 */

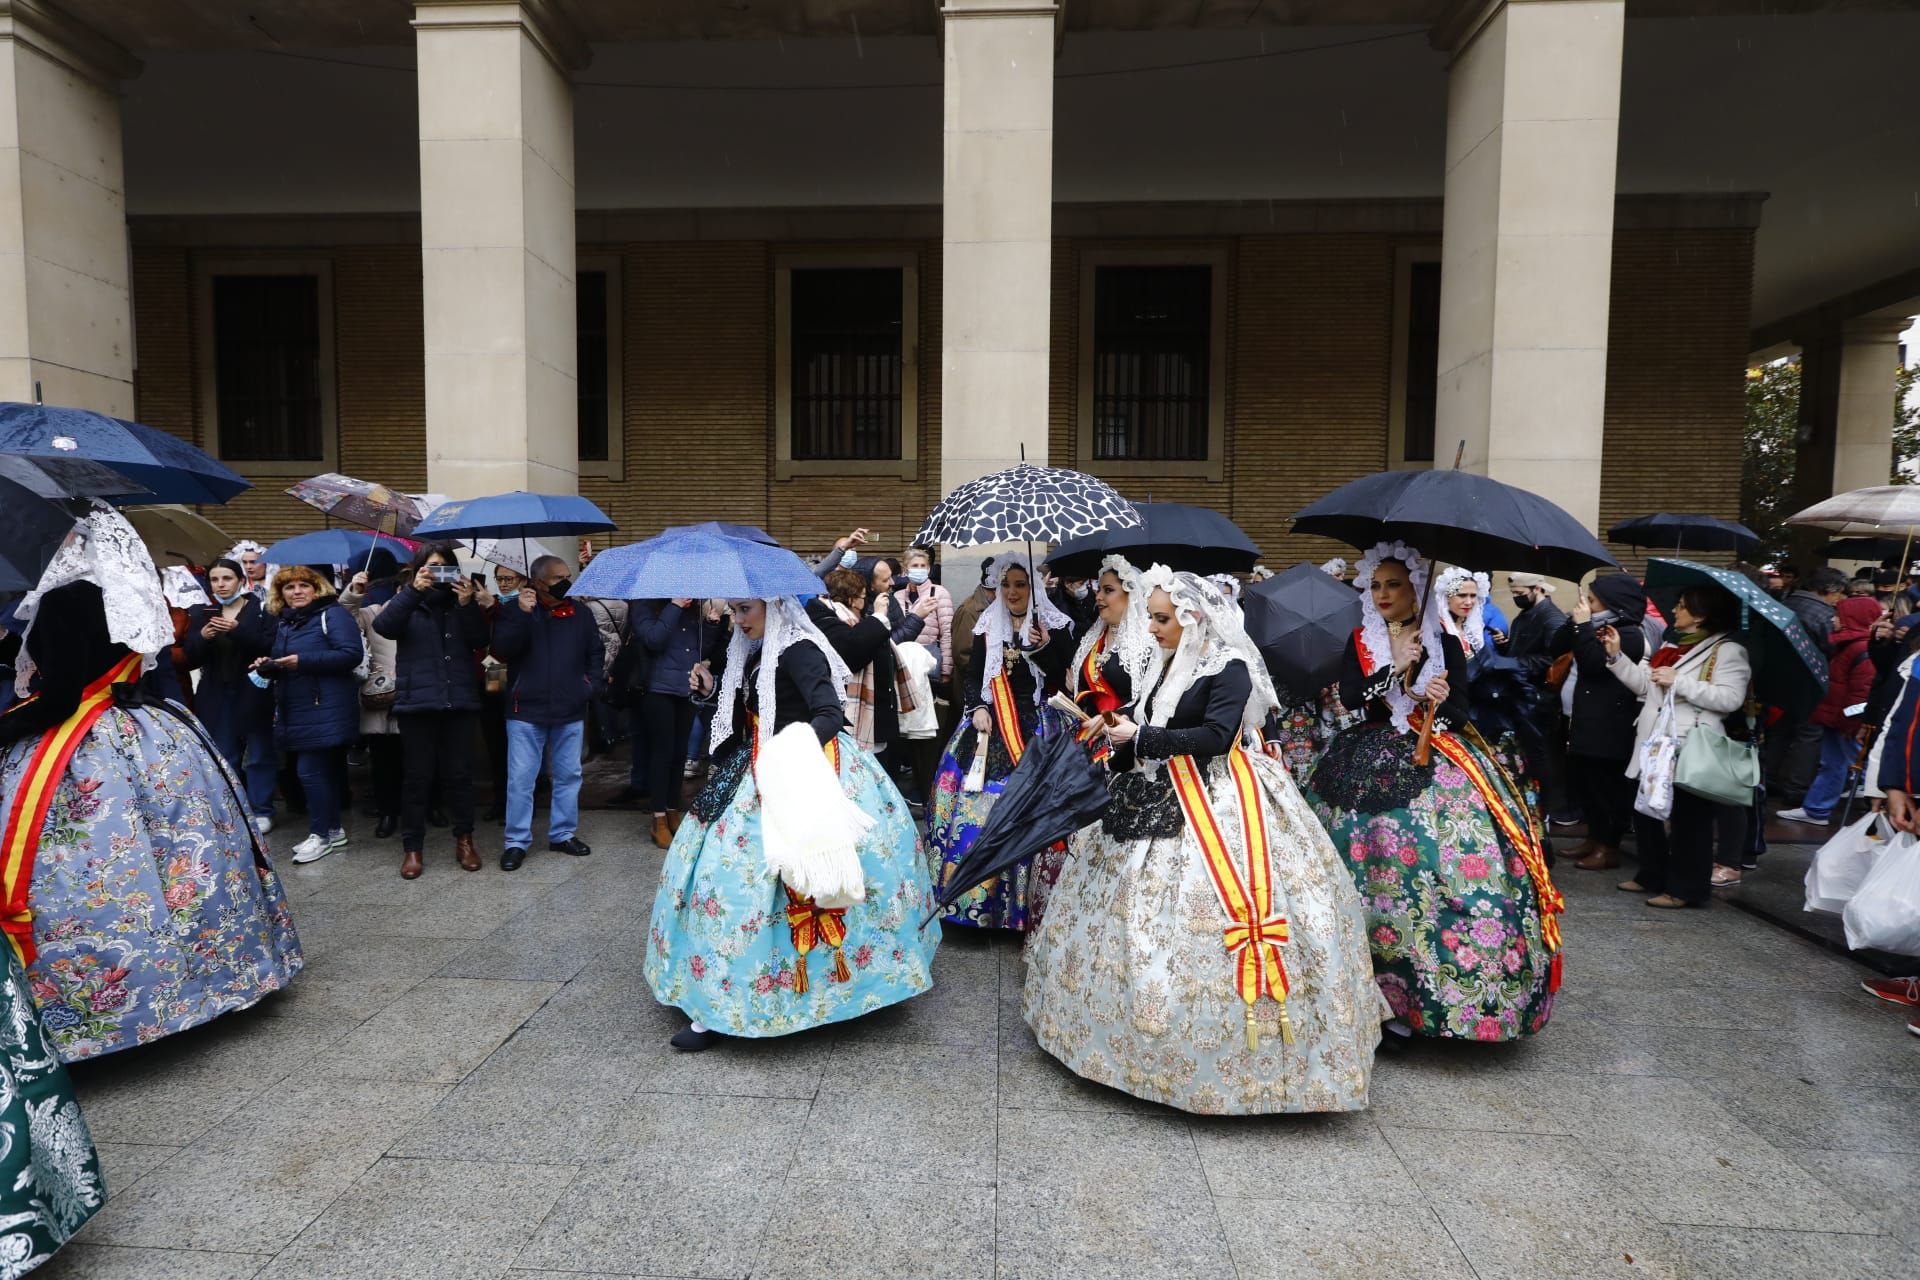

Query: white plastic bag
left=1805, top=812, right=1890, bottom=915
left=1842, top=831, right=1920, bottom=955
left=1633, top=690, right=1678, bottom=821
left=896, top=642, right=939, bottom=739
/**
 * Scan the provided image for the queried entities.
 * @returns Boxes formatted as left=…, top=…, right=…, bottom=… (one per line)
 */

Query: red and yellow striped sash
left=1076, top=636, right=1114, bottom=708
left=990, top=672, right=1027, bottom=764
left=1167, top=747, right=1294, bottom=1050
left=750, top=713, right=848, bottom=993
left=2, top=654, right=143, bottom=965
left=1423, top=723, right=1564, bottom=955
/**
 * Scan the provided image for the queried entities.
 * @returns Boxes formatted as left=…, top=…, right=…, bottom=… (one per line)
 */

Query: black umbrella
left=0, top=474, right=82, bottom=593
left=1046, top=501, right=1261, bottom=579
left=1816, top=537, right=1911, bottom=563
left=1242, top=563, right=1362, bottom=702
left=1608, top=512, right=1762, bottom=558
left=928, top=728, right=1110, bottom=919
left=1291, top=470, right=1617, bottom=581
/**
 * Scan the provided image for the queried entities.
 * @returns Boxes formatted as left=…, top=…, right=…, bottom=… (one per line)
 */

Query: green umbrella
left=1643, top=558, right=1828, bottom=719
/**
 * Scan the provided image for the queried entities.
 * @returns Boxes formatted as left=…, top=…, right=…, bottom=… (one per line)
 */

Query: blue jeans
left=1802, top=727, right=1861, bottom=821
left=209, top=721, right=279, bottom=817
left=293, top=748, right=339, bottom=838
left=506, top=719, right=584, bottom=848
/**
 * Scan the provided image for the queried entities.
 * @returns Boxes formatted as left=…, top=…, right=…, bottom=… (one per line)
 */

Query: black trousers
left=481, top=692, right=508, bottom=807
left=399, top=710, right=476, bottom=847
left=1631, top=786, right=1716, bottom=906
left=1568, top=751, right=1634, bottom=846
left=642, top=692, right=695, bottom=815
left=368, top=733, right=403, bottom=818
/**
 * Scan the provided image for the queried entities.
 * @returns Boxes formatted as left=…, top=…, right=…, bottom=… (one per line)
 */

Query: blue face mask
left=247, top=669, right=272, bottom=689
left=906, top=567, right=929, bottom=585
left=213, top=587, right=245, bottom=605
left=840, top=550, right=858, bottom=569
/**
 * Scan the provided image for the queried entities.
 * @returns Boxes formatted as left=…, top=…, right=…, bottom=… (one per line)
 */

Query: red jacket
left=1810, top=599, right=1884, bottom=729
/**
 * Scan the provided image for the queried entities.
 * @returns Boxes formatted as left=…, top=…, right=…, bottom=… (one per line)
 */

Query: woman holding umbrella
left=1067, top=554, right=1156, bottom=716
left=1307, top=542, right=1560, bottom=1043
left=928, top=552, right=1074, bottom=930
left=1025, top=569, right=1382, bottom=1113
left=644, top=595, right=938, bottom=1051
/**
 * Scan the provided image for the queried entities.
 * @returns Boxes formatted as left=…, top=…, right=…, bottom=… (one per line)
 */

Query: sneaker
left=327, top=827, right=350, bottom=850
left=252, top=815, right=274, bottom=836
left=1861, top=977, right=1920, bottom=1008
left=1909, top=1019, right=1920, bottom=1039
left=1776, top=807, right=1827, bottom=824
left=290, top=834, right=333, bottom=864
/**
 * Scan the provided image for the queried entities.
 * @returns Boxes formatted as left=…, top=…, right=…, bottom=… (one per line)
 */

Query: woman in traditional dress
left=1427, top=566, right=1545, bottom=787
left=1307, top=542, right=1561, bottom=1043
left=0, top=508, right=303, bottom=1062
left=1024, top=569, right=1382, bottom=1114
left=645, top=596, right=938, bottom=1052
left=928, top=552, right=1074, bottom=929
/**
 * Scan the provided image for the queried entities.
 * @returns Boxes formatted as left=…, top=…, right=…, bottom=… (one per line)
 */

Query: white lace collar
left=1067, top=554, right=1155, bottom=696
left=1354, top=540, right=1442, bottom=734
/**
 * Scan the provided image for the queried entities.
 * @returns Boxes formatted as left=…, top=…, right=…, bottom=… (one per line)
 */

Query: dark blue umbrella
left=0, top=474, right=81, bottom=592
left=1292, top=470, right=1616, bottom=580
left=264, top=529, right=415, bottom=567
left=411, top=491, right=615, bottom=541
left=1242, top=563, right=1363, bottom=701
left=1817, top=537, right=1911, bottom=563
left=0, top=453, right=149, bottom=502
left=0, top=403, right=249, bottom=505
left=572, top=527, right=820, bottom=600
left=673, top=521, right=778, bottom=546
left=1046, top=501, right=1261, bottom=578
left=1644, top=558, right=1827, bottom=720
left=1608, top=513, right=1762, bottom=558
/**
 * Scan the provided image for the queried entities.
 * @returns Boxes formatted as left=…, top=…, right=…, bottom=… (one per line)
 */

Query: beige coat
left=355, top=604, right=400, bottom=736
left=1609, top=637, right=1751, bottom=779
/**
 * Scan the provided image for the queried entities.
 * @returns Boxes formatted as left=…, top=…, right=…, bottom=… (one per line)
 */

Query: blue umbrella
left=673, top=521, right=778, bottom=546
left=411, top=491, right=615, bottom=540
left=0, top=403, right=250, bottom=505
left=265, top=529, right=415, bottom=567
left=573, top=528, right=820, bottom=601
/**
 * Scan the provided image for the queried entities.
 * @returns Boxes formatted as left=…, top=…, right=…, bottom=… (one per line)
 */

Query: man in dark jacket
left=1771, top=566, right=1848, bottom=803
left=491, top=555, right=603, bottom=870
left=1502, top=572, right=1573, bottom=822
left=1564, top=574, right=1646, bottom=870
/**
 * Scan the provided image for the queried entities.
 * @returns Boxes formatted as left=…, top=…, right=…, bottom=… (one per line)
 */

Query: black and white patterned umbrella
left=911, top=463, right=1141, bottom=548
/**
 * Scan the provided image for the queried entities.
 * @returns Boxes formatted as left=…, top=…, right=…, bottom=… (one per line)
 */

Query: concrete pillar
left=940, top=0, right=1057, bottom=496
left=414, top=0, right=585, bottom=499
left=0, top=1, right=139, bottom=416
left=1432, top=0, right=1624, bottom=533
left=1789, top=316, right=1908, bottom=564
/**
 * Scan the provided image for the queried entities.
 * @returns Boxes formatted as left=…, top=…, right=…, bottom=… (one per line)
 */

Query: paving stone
left=1694, top=1077, right=1920, bottom=1155
left=1428, top=1203, right=1685, bottom=1280
left=998, top=1110, right=1204, bottom=1194
left=33, top=1244, right=272, bottom=1280
left=996, top=1177, right=1235, bottom=1280
left=752, top=1177, right=994, bottom=1280
left=606, top=1092, right=810, bottom=1170
left=996, top=1042, right=1165, bottom=1116
left=1673, top=1225, right=1915, bottom=1280
left=1383, top=1126, right=1636, bottom=1209
left=1785, top=1147, right=1920, bottom=1245
left=513, top=1159, right=785, bottom=1279
left=1217, top=1199, right=1475, bottom=1280
left=306, top=978, right=561, bottom=1084
left=793, top=1096, right=996, bottom=1185
left=259, top=1156, right=578, bottom=1280
left=1190, top=1112, right=1424, bottom=1205
left=818, top=1039, right=997, bottom=1108
left=91, top=1142, right=181, bottom=1201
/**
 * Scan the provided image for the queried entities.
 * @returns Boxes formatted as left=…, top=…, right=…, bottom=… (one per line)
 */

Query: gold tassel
left=1277, top=1002, right=1295, bottom=1046
left=793, top=952, right=809, bottom=995
left=832, top=947, right=851, bottom=984
left=1244, top=1003, right=1259, bottom=1053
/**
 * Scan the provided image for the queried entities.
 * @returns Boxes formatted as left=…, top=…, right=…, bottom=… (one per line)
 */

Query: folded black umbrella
left=928, top=728, right=1110, bottom=919
left=1047, top=501, right=1261, bottom=579
left=1242, top=563, right=1362, bottom=702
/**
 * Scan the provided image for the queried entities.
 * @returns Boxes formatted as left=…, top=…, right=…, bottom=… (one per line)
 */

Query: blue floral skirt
left=2, top=704, right=305, bottom=1062
left=1308, top=723, right=1554, bottom=1041
left=928, top=706, right=1072, bottom=930
left=645, top=733, right=940, bottom=1037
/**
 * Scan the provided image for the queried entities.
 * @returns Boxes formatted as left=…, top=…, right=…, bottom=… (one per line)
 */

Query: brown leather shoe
left=1563, top=838, right=1598, bottom=860
left=1576, top=845, right=1620, bottom=871
left=666, top=809, right=685, bottom=836
left=454, top=832, right=480, bottom=872
left=401, top=848, right=424, bottom=880
left=652, top=815, right=673, bottom=849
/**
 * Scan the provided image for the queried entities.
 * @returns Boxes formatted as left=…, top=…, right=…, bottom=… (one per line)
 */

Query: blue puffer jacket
left=492, top=600, right=603, bottom=725
left=634, top=600, right=706, bottom=698
left=269, top=601, right=364, bottom=751
left=372, top=584, right=488, bottom=715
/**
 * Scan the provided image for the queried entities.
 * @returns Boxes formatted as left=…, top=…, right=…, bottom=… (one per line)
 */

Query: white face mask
left=1068, top=582, right=1089, bottom=599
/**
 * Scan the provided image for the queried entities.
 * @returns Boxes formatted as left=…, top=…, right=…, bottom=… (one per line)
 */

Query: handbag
left=359, top=669, right=397, bottom=711
left=1671, top=641, right=1758, bottom=806
left=1633, top=689, right=1679, bottom=821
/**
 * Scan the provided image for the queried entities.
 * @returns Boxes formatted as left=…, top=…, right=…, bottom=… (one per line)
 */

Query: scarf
left=829, top=600, right=879, bottom=749
left=1649, top=627, right=1711, bottom=669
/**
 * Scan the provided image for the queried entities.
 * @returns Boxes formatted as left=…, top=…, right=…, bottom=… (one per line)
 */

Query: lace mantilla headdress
left=162, top=565, right=211, bottom=610
left=1353, top=540, right=1442, bottom=734
left=1423, top=566, right=1490, bottom=661
left=1132, top=565, right=1279, bottom=741
left=1067, top=554, right=1156, bottom=698
left=14, top=501, right=175, bottom=695
left=708, top=596, right=854, bottom=754
left=974, top=549, right=1072, bottom=702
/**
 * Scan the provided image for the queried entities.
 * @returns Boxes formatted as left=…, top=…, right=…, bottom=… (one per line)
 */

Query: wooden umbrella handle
left=1414, top=699, right=1436, bottom=767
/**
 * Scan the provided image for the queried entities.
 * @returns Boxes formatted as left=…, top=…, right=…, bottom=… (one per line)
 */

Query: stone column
left=1432, top=0, right=1625, bottom=534
left=0, top=1, right=139, bottom=416
left=414, top=0, right=585, bottom=499
left=940, top=0, right=1057, bottom=497
left=1789, top=316, right=1907, bottom=564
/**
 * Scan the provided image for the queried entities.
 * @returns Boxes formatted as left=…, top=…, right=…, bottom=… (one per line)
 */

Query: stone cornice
left=411, top=0, right=589, bottom=74
left=1430, top=0, right=1620, bottom=56
left=0, top=0, right=141, bottom=85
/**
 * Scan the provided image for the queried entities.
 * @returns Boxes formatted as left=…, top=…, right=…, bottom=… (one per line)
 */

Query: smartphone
left=429, top=563, right=464, bottom=585
left=470, top=572, right=485, bottom=587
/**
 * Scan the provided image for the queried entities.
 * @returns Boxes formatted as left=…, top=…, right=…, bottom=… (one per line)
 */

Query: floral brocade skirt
left=0, top=942, right=102, bottom=1271
left=1, top=704, right=305, bottom=1063
left=644, top=733, right=940, bottom=1037
left=928, top=706, right=1072, bottom=930
left=1308, top=723, right=1555, bottom=1041
left=1022, top=752, right=1383, bottom=1115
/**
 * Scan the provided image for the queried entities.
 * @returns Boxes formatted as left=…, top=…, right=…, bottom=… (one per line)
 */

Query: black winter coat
left=182, top=597, right=276, bottom=739
left=492, top=602, right=603, bottom=725
left=372, top=584, right=488, bottom=716
left=806, top=598, right=923, bottom=749
left=961, top=627, right=1072, bottom=737
left=1503, top=598, right=1571, bottom=682
left=1566, top=617, right=1645, bottom=759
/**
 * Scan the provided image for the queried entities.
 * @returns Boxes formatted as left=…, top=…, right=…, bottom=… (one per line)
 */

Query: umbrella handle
left=1414, top=701, right=1436, bottom=767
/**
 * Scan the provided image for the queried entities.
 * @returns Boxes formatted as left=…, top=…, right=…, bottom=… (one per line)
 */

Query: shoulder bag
left=1673, top=641, right=1760, bottom=806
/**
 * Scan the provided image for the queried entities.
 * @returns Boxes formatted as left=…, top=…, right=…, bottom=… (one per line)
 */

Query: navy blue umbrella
left=1046, top=501, right=1261, bottom=578
left=573, top=527, right=820, bottom=600
left=264, top=529, right=416, bottom=567
left=0, top=453, right=149, bottom=502
left=1608, top=513, right=1762, bottom=558
left=673, top=521, right=779, bottom=546
left=411, top=491, right=615, bottom=541
left=0, top=474, right=82, bottom=593
left=0, top=403, right=249, bottom=505
left=1242, top=563, right=1363, bottom=701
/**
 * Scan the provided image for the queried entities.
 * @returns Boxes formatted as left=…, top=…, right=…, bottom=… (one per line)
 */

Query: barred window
left=1402, top=261, right=1441, bottom=465
left=577, top=269, right=610, bottom=462
left=789, top=267, right=903, bottom=461
left=211, top=275, right=324, bottom=462
left=1090, top=265, right=1212, bottom=462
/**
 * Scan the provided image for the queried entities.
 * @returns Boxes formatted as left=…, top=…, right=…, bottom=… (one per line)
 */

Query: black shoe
left=374, top=814, right=399, bottom=839
left=500, top=846, right=528, bottom=871
left=428, top=808, right=450, bottom=828
left=670, top=1025, right=721, bottom=1052
left=549, top=836, right=591, bottom=857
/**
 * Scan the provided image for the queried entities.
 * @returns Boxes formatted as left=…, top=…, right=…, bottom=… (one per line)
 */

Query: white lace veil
left=1354, top=540, right=1442, bottom=734
left=708, top=596, right=855, bottom=754
left=13, top=501, right=175, bottom=695
left=1423, top=566, right=1490, bottom=662
left=974, top=550, right=1072, bottom=702
left=162, top=564, right=211, bottom=610
left=1067, top=554, right=1156, bottom=697
left=1132, top=566, right=1279, bottom=739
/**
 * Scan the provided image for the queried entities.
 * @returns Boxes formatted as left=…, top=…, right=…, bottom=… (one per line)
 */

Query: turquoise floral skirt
left=929, top=706, right=1072, bottom=930
left=1309, top=723, right=1555, bottom=1041
left=645, top=733, right=940, bottom=1037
